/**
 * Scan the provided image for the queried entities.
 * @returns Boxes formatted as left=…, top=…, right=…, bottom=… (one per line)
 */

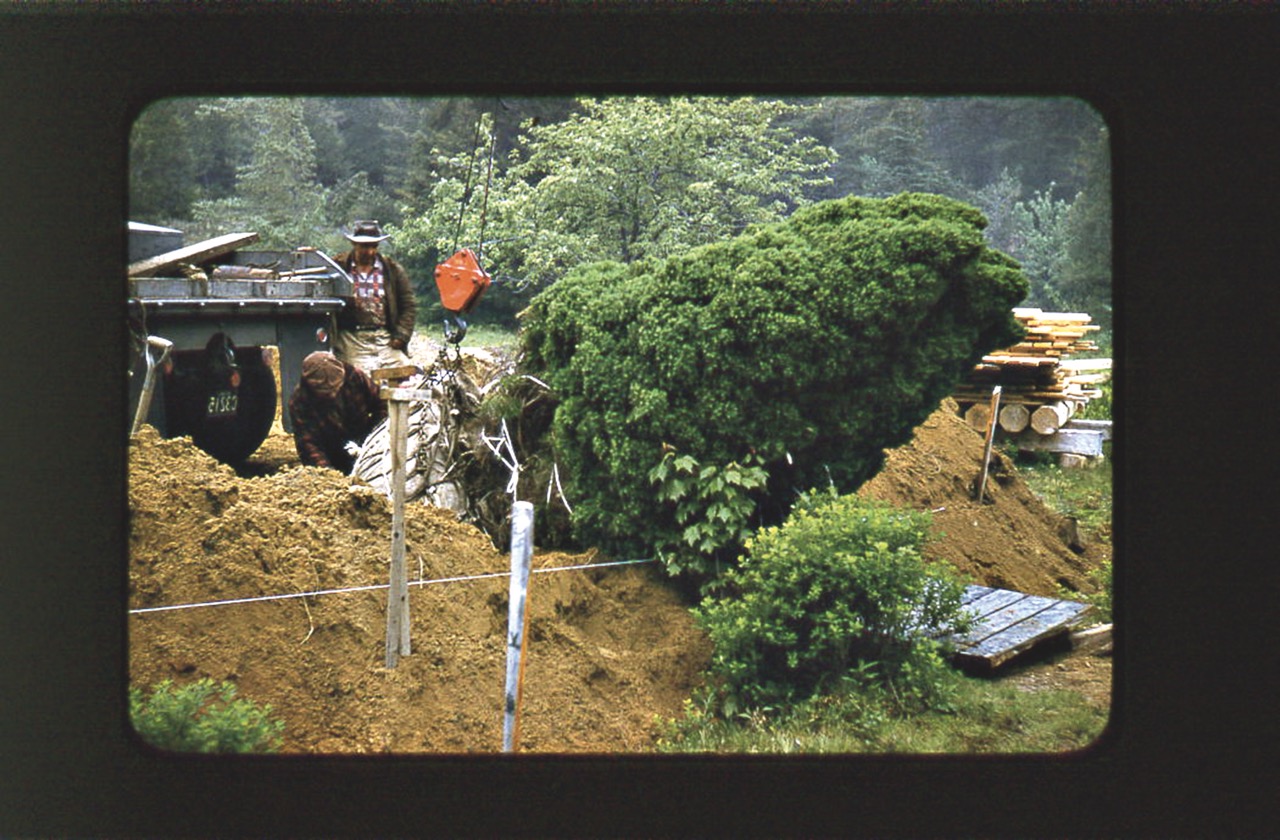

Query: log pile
left=955, top=308, right=1110, bottom=435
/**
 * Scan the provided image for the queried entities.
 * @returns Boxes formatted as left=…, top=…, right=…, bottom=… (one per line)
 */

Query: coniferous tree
left=1062, top=125, right=1112, bottom=325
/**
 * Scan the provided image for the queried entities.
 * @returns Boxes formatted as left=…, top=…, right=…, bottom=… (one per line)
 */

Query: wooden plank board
left=955, top=595, right=1057, bottom=649
left=947, top=585, right=1094, bottom=671
left=958, top=589, right=1029, bottom=624
left=959, top=585, right=995, bottom=606
left=127, top=231, right=260, bottom=277
left=1012, top=308, right=1095, bottom=323
left=957, top=601, right=1093, bottom=669
left=981, top=355, right=1060, bottom=367
left=1058, top=358, right=1112, bottom=372
left=1063, top=418, right=1113, bottom=440
left=1004, top=427, right=1106, bottom=457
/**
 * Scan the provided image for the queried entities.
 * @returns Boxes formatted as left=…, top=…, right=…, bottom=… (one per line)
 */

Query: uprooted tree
left=506, top=193, right=1029, bottom=580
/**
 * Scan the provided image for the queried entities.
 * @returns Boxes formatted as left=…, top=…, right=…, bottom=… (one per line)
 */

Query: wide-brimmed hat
left=343, top=220, right=391, bottom=244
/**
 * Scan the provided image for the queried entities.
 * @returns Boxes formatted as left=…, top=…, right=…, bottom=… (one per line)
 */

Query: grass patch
left=656, top=670, right=1106, bottom=754
left=414, top=323, right=521, bottom=352
left=1016, top=452, right=1112, bottom=540
left=456, top=322, right=521, bottom=351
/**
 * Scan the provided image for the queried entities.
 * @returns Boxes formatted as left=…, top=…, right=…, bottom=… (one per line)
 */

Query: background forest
left=129, top=95, right=1111, bottom=330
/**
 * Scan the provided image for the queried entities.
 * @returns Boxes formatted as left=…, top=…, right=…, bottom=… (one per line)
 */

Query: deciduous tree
left=394, top=97, right=835, bottom=291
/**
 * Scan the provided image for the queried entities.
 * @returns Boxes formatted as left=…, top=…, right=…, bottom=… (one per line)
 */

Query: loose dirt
left=128, top=379, right=1111, bottom=753
left=856, top=400, right=1110, bottom=599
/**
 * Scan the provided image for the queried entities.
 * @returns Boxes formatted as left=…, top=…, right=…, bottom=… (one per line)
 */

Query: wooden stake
left=385, top=397, right=411, bottom=668
left=976, top=386, right=1001, bottom=502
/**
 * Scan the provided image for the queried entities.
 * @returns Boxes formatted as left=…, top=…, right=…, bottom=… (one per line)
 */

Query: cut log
left=1031, top=400, right=1076, bottom=434
left=998, top=402, right=1030, bottom=433
left=964, top=402, right=992, bottom=432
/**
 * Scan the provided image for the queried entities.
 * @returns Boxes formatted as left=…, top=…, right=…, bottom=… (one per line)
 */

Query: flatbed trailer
left=127, top=222, right=351, bottom=464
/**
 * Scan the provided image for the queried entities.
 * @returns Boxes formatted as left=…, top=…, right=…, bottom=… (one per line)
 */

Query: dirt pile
left=128, top=394, right=1108, bottom=753
left=857, top=398, right=1108, bottom=597
left=128, top=427, right=711, bottom=753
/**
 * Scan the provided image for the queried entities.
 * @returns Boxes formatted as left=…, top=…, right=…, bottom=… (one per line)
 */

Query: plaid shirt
left=288, top=363, right=387, bottom=472
left=350, top=258, right=387, bottom=326
left=333, top=250, right=417, bottom=346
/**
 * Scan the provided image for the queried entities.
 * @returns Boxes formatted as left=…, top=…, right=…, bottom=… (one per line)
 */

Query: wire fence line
left=127, top=557, right=656, bottom=616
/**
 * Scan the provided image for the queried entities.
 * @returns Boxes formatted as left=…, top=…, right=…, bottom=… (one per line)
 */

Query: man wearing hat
left=332, top=220, right=418, bottom=373
left=288, top=351, right=387, bottom=473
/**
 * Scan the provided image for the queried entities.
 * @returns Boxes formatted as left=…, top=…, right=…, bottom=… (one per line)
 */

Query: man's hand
left=389, top=337, right=406, bottom=351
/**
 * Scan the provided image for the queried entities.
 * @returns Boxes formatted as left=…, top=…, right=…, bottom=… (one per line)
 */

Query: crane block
left=434, top=248, right=491, bottom=314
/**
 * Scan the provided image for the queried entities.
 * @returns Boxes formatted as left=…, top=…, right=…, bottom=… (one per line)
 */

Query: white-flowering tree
left=392, top=97, right=835, bottom=289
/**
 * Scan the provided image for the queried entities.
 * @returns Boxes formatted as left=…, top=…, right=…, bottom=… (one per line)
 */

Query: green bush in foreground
left=129, top=678, right=285, bottom=754
left=694, top=494, right=972, bottom=714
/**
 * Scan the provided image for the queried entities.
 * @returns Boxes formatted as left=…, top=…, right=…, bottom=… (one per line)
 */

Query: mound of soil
left=857, top=399, right=1110, bottom=598
left=129, top=427, right=710, bottom=753
left=128, top=390, right=1109, bottom=753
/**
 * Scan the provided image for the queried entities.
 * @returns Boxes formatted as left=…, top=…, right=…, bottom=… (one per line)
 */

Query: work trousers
left=333, top=328, right=411, bottom=376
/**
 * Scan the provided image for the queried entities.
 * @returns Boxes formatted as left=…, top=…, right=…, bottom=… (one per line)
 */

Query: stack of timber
left=955, top=308, right=1109, bottom=437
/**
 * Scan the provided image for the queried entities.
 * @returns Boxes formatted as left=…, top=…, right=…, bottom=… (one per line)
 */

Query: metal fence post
left=503, top=500, right=535, bottom=752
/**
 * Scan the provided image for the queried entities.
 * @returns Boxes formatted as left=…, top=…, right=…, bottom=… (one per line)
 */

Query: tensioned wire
left=127, top=557, right=655, bottom=615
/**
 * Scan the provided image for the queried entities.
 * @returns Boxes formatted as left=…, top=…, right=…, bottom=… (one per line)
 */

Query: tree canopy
left=129, top=94, right=1110, bottom=325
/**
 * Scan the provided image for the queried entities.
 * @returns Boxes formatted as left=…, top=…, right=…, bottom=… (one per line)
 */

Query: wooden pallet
left=947, top=585, right=1093, bottom=672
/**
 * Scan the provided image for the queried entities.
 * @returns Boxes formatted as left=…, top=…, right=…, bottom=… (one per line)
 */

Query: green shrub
left=129, top=678, right=285, bottom=754
left=517, top=193, right=1028, bottom=575
left=648, top=448, right=770, bottom=576
left=693, top=495, right=972, bottom=713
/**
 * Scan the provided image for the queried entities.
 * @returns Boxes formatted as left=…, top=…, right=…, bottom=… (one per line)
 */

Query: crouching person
left=289, top=351, right=387, bottom=473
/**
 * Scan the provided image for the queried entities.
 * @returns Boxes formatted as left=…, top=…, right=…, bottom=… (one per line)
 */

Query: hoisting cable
left=440, top=111, right=499, bottom=345
left=450, top=115, right=485, bottom=255
left=475, top=111, right=498, bottom=267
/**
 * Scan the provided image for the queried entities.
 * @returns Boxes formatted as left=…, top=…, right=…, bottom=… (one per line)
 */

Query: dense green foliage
left=692, top=495, right=971, bottom=713
left=130, top=95, right=1109, bottom=326
left=129, top=679, right=285, bottom=754
left=648, top=449, right=770, bottom=575
left=518, top=192, right=1028, bottom=573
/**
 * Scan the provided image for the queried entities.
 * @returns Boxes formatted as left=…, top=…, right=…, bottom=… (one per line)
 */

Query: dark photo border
left=2, top=3, right=1275, bottom=836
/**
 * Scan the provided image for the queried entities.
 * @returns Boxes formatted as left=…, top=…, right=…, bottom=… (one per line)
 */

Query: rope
left=128, top=558, right=655, bottom=616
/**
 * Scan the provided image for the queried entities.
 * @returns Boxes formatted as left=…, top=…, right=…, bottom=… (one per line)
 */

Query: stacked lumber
left=954, top=308, right=1109, bottom=435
